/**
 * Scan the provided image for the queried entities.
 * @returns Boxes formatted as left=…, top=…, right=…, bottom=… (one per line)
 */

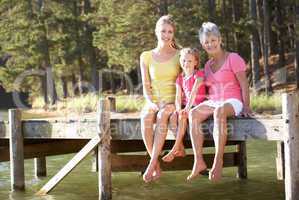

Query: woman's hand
left=241, top=106, right=253, bottom=117
left=148, top=101, right=159, bottom=112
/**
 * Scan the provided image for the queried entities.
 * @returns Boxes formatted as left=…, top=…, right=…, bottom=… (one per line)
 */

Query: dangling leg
left=209, top=104, right=235, bottom=182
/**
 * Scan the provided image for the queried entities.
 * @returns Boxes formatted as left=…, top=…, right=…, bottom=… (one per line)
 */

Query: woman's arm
left=236, top=71, right=252, bottom=116
left=184, top=78, right=203, bottom=112
left=140, top=54, right=158, bottom=110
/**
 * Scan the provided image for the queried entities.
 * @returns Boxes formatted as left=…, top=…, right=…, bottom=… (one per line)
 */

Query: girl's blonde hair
left=180, top=47, right=200, bottom=67
left=155, top=15, right=180, bottom=49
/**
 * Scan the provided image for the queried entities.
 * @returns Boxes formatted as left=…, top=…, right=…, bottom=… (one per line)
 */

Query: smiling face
left=155, top=23, right=175, bottom=46
left=201, top=34, right=222, bottom=55
left=180, top=53, right=197, bottom=76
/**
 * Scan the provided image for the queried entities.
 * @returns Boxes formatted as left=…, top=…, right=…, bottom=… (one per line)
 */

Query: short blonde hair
left=180, top=47, right=200, bottom=66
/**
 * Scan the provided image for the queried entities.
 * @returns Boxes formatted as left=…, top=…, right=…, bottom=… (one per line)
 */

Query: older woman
left=140, top=15, right=180, bottom=183
left=187, top=22, right=252, bottom=182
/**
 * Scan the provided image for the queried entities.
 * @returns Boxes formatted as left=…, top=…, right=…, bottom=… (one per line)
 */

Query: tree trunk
left=295, top=3, right=299, bottom=89
left=83, top=0, right=98, bottom=92
left=40, top=75, right=48, bottom=105
left=158, top=0, right=168, bottom=16
left=37, top=0, right=57, bottom=105
left=61, top=77, right=68, bottom=98
left=263, top=0, right=272, bottom=95
left=232, top=0, right=239, bottom=51
left=222, top=0, right=229, bottom=50
left=256, top=0, right=264, bottom=58
left=276, top=0, right=286, bottom=68
left=73, top=1, right=84, bottom=95
left=208, top=0, right=216, bottom=21
left=249, top=0, right=260, bottom=92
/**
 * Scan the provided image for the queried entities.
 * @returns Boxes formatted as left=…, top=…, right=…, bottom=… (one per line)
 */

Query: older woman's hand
left=241, top=106, right=253, bottom=117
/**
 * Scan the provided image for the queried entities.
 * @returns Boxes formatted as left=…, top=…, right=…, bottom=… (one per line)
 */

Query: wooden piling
left=92, top=97, right=115, bottom=173
left=97, top=98, right=111, bottom=200
left=9, top=109, right=25, bottom=191
left=276, top=141, right=285, bottom=180
left=282, top=92, right=299, bottom=200
left=34, top=157, right=47, bottom=177
left=236, top=141, right=247, bottom=179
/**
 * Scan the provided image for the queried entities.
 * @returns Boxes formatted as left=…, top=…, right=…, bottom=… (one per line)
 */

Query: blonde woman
left=140, top=15, right=180, bottom=183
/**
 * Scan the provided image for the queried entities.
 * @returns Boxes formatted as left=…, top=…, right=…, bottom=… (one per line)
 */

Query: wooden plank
left=9, top=109, right=25, bottom=191
left=282, top=92, right=299, bottom=200
left=36, top=135, right=101, bottom=195
left=34, top=157, right=47, bottom=177
left=97, top=99, right=112, bottom=200
left=236, top=141, right=247, bottom=179
left=2, top=117, right=282, bottom=140
left=276, top=141, right=285, bottom=180
left=111, top=153, right=239, bottom=172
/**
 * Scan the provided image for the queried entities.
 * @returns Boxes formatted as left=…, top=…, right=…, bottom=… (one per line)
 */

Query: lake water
left=0, top=110, right=284, bottom=200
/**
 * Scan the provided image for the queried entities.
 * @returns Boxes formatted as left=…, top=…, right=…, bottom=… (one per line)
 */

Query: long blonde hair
left=155, top=15, right=180, bottom=50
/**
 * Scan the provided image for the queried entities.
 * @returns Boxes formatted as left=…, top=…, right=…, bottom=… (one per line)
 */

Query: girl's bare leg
left=209, top=103, right=235, bottom=182
left=187, top=105, right=214, bottom=181
left=143, top=104, right=175, bottom=182
left=162, top=113, right=187, bottom=162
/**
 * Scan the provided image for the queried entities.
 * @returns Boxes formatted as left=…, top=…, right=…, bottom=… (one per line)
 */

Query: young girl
left=162, top=48, right=206, bottom=162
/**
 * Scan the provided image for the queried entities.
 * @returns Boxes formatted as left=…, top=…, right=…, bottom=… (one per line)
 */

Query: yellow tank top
left=141, top=50, right=180, bottom=104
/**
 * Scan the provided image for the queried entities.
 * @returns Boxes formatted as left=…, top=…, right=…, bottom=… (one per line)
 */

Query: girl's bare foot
left=187, top=158, right=207, bottom=181
left=162, top=148, right=186, bottom=162
left=209, top=159, right=223, bottom=182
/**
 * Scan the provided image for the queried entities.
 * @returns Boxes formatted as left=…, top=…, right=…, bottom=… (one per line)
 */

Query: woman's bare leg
left=187, top=105, right=214, bottom=181
left=162, top=113, right=187, bottom=162
left=209, top=103, right=235, bottom=182
left=143, top=104, right=175, bottom=182
left=140, top=106, right=157, bottom=157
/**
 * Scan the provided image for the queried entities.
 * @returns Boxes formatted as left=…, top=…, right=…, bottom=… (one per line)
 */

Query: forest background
left=0, top=0, right=297, bottom=109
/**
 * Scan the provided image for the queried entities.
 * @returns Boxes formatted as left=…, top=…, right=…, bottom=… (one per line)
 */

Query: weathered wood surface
left=34, top=157, right=47, bottom=177
left=36, top=135, right=101, bottom=195
left=0, top=115, right=284, bottom=141
left=9, top=109, right=25, bottom=191
left=282, top=92, right=299, bottom=200
left=97, top=99, right=112, bottom=200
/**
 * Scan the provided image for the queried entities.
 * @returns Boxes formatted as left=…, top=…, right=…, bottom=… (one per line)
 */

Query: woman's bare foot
left=209, top=159, right=223, bottom=182
left=187, top=157, right=207, bottom=181
left=143, top=162, right=157, bottom=183
left=152, top=162, right=162, bottom=181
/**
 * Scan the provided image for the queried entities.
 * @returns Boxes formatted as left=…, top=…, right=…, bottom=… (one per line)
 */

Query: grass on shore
left=29, top=93, right=282, bottom=118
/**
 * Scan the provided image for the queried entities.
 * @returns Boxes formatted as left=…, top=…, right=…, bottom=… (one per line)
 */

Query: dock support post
left=9, top=109, right=25, bottom=191
left=282, top=92, right=299, bottom=200
left=34, top=157, right=47, bottom=177
left=97, top=99, right=111, bottom=200
left=276, top=141, right=285, bottom=180
left=236, top=141, right=247, bottom=179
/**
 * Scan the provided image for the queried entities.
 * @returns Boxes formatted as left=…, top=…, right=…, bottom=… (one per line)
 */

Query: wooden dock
left=0, top=92, right=298, bottom=200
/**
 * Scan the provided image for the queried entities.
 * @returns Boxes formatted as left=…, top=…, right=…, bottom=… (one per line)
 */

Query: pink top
left=176, top=70, right=206, bottom=106
left=204, top=53, right=246, bottom=102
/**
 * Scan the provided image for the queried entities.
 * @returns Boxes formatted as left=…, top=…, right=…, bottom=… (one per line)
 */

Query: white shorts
left=198, top=98, right=243, bottom=116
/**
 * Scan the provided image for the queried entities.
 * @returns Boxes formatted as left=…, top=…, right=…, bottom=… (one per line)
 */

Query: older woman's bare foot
left=187, top=157, right=207, bottom=181
left=209, top=159, right=223, bottom=182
